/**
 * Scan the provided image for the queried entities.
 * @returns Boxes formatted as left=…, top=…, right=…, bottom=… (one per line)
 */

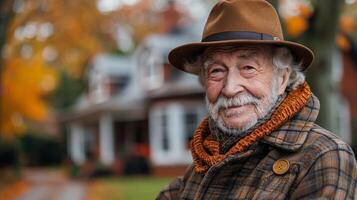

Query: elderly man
left=157, top=0, right=356, bottom=199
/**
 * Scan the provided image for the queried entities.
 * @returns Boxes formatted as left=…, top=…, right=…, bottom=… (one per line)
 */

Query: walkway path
left=14, top=168, right=87, bottom=200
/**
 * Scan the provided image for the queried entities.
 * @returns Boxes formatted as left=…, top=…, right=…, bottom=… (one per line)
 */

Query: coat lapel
left=261, top=94, right=320, bottom=152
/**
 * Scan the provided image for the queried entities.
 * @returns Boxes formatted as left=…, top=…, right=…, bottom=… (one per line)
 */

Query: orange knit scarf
left=191, top=82, right=312, bottom=174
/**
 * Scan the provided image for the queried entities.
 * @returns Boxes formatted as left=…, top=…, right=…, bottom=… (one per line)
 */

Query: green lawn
left=89, top=176, right=173, bottom=200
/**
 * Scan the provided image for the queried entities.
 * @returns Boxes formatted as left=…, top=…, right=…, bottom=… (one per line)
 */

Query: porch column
left=69, top=123, right=86, bottom=165
left=99, top=113, right=115, bottom=166
left=168, top=104, right=184, bottom=160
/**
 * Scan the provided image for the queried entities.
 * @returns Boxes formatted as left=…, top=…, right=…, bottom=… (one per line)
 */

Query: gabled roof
left=89, top=54, right=133, bottom=76
left=64, top=25, right=205, bottom=123
left=137, top=27, right=200, bottom=60
left=147, top=73, right=204, bottom=99
left=61, top=92, right=146, bottom=123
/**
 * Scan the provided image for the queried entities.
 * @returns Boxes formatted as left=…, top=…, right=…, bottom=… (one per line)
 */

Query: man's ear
left=277, top=68, right=291, bottom=95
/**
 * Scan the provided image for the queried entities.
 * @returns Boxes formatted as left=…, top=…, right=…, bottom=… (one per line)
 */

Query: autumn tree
left=0, top=0, right=15, bottom=136
left=302, top=1, right=345, bottom=134
left=0, top=0, right=115, bottom=137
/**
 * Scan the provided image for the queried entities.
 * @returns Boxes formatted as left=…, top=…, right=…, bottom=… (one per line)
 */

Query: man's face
left=204, top=46, right=286, bottom=134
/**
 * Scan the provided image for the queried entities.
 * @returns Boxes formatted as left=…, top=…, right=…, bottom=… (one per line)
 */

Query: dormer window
left=88, top=69, right=110, bottom=103
left=163, top=62, right=183, bottom=82
left=109, top=75, right=130, bottom=96
left=87, top=54, right=133, bottom=103
left=139, top=47, right=164, bottom=90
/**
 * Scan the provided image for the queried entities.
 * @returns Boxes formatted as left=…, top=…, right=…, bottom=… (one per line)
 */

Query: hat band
left=202, top=31, right=275, bottom=42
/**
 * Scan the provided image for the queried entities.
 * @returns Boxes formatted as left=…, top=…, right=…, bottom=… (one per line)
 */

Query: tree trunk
left=270, top=1, right=345, bottom=134
left=267, top=0, right=279, bottom=8
left=0, top=0, right=14, bottom=54
left=302, top=1, right=345, bottom=134
left=0, top=0, right=14, bottom=137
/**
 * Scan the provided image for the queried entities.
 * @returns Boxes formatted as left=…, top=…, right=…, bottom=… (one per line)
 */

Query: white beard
left=206, top=78, right=280, bottom=136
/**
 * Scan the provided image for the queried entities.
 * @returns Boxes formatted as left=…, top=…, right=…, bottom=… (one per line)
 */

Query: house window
left=89, top=69, right=108, bottom=103
left=163, top=63, right=183, bottom=82
left=161, top=113, right=169, bottom=151
left=184, top=110, right=199, bottom=149
left=139, top=47, right=164, bottom=90
left=109, top=75, right=130, bottom=96
left=183, top=105, right=207, bottom=150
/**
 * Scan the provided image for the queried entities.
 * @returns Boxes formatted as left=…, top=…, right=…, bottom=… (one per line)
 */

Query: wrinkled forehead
left=202, top=45, right=273, bottom=62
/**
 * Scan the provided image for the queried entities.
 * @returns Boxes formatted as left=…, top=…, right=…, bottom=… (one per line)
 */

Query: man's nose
left=221, top=71, right=245, bottom=98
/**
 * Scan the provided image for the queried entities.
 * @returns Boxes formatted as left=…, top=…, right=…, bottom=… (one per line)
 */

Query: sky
left=97, top=0, right=139, bottom=12
left=97, top=0, right=209, bottom=20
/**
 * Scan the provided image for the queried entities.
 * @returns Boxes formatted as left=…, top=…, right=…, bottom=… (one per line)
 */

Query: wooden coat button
left=272, top=159, right=290, bottom=175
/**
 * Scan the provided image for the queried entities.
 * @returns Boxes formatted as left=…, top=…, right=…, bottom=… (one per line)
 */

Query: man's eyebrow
left=203, top=59, right=222, bottom=71
left=202, top=48, right=264, bottom=71
left=236, top=50, right=259, bottom=59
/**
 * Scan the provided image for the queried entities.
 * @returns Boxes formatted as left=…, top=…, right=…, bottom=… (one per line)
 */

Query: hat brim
left=168, top=39, right=314, bottom=75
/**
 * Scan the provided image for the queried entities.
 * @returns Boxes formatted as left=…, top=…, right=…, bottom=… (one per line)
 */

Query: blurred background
left=0, top=0, right=356, bottom=199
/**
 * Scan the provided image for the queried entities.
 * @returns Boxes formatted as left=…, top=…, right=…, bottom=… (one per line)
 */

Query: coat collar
left=261, top=94, right=320, bottom=152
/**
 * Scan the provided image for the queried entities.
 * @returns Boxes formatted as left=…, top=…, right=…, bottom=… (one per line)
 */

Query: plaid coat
left=157, top=95, right=357, bottom=200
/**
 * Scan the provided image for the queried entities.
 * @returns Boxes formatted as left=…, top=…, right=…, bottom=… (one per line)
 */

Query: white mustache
left=206, top=77, right=279, bottom=135
left=215, top=93, right=260, bottom=110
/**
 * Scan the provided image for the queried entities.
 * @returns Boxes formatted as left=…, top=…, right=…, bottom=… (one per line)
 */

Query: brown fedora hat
left=168, top=0, right=314, bottom=74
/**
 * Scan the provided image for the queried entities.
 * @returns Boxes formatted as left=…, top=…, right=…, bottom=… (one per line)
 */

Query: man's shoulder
left=301, top=124, right=355, bottom=158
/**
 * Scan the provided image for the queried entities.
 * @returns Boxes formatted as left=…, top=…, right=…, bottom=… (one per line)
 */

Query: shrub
left=19, top=133, right=63, bottom=166
left=0, top=140, right=20, bottom=168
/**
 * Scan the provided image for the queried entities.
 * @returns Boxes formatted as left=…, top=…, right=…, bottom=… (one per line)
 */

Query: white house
left=136, top=33, right=206, bottom=175
left=63, top=28, right=207, bottom=175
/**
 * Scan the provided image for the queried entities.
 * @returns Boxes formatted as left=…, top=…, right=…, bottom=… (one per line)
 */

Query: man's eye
left=242, top=65, right=255, bottom=71
left=210, top=68, right=224, bottom=74
left=208, top=67, right=225, bottom=80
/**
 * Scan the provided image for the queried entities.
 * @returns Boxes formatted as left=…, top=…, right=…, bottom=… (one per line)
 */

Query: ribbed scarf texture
left=191, top=82, right=312, bottom=174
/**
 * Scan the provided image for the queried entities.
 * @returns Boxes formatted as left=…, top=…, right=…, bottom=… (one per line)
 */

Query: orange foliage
left=285, top=16, right=309, bottom=38
left=1, top=54, right=57, bottom=136
left=282, top=0, right=357, bottom=41
left=298, top=3, right=313, bottom=18
left=336, top=33, right=352, bottom=51
left=1, top=0, right=114, bottom=136
left=0, top=0, right=201, bottom=137
left=280, top=0, right=312, bottom=38
left=0, top=180, right=29, bottom=200
left=340, top=15, right=356, bottom=34
left=110, top=3, right=160, bottom=44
